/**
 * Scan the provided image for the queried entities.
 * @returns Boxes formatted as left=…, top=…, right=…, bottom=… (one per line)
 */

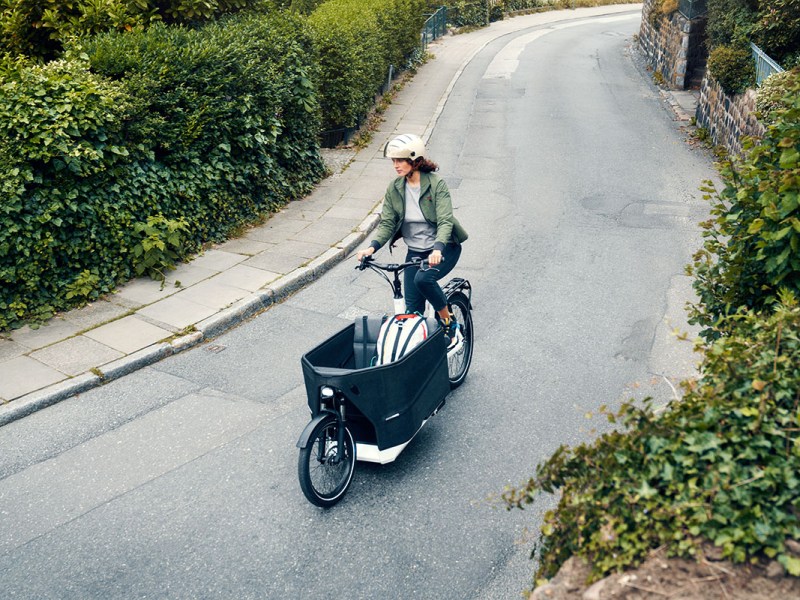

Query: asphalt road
left=0, top=12, right=717, bottom=599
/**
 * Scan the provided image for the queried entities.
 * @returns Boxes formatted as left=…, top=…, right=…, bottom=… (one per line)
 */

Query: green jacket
left=369, top=172, right=469, bottom=253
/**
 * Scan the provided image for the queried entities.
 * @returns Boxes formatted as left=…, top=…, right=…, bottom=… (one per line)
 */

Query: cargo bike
left=296, top=257, right=473, bottom=507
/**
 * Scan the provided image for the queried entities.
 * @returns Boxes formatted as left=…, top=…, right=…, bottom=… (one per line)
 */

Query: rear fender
left=443, top=277, right=472, bottom=307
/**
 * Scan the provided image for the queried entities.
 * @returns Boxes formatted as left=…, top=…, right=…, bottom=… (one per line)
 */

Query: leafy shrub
left=0, top=54, right=132, bottom=328
left=308, top=0, right=425, bottom=131
left=756, top=67, right=799, bottom=121
left=647, top=0, right=679, bottom=29
left=0, top=10, right=325, bottom=330
left=131, top=215, right=191, bottom=281
left=87, top=11, right=325, bottom=232
left=0, top=0, right=273, bottom=61
left=706, top=0, right=798, bottom=68
left=283, top=0, right=326, bottom=14
left=447, top=0, right=488, bottom=27
left=504, top=300, right=800, bottom=582
left=706, top=0, right=757, bottom=50
left=708, top=43, right=756, bottom=95
left=504, top=0, right=550, bottom=10
left=688, top=72, right=800, bottom=337
left=751, top=0, right=800, bottom=67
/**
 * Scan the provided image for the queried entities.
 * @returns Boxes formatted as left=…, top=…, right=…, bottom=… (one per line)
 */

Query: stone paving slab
left=214, top=237, right=274, bottom=256
left=10, top=319, right=81, bottom=351
left=286, top=207, right=326, bottom=222
left=244, top=220, right=309, bottom=244
left=112, top=277, right=182, bottom=307
left=188, top=249, right=248, bottom=272
left=0, top=339, right=26, bottom=362
left=242, top=251, right=309, bottom=274
left=0, top=356, right=69, bottom=400
left=210, top=264, right=280, bottom=292
left=84, top=316, right=174, bottom=355
left=29, top=336, right=123, bottom=377
left=171, top=278, right=250, bottom=310
left=61, top=301, right=130, bottom=331
left=164, top=263, right=220, bottom=288
left=136, top=296, right=218, bottom=330
left=276, top=239, right=331, bottom=259
left=291, top=217, right=360, bottom=246
left=326, top=205, right=376, bottom=220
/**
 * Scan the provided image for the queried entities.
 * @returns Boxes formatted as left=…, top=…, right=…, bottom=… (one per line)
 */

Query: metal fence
left=678, top=0, right=707, bottom=19
left=751, top=42, right=784, bottom=86
left=421, top=6, right=447, bottom=51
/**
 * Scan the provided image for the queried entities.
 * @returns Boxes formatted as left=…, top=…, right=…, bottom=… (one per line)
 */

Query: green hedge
left=756, top=68, right=799, bottom=120
left=447, top=1, right=489, bottom=27
left=0, top=0, right=276, bottom=61
left=706, top=0, right=800, bottom=68
left=309, top=0, right=426, bottom=131
left=707, top=43, right=756, bottom=95
left=751, top=0, right=800, bottom=68
left=503, top=0, right=552, bottom=12
left=0, top=55, right=134, bottom=327
left=0, top=11, right=325, bottom=330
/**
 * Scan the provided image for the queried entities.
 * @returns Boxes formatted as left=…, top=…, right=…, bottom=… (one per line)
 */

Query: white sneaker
left=446, top=326, right=464, bottom=354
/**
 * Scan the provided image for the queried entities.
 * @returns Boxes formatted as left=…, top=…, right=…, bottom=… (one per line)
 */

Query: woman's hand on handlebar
left=356, top=247, right=374, bottom=261
left=356, top=246, right=375, bottom=269
left=428, top=249, right=443, bottom=266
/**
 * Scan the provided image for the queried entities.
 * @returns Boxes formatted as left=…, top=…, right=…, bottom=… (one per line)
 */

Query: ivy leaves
left=688, top=69, right=800, bottom=335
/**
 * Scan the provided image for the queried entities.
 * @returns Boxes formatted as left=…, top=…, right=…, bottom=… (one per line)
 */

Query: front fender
left=296, top=413, right=336, bottom=449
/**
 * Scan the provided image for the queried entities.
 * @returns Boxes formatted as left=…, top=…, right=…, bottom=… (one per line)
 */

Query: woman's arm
left=357, top=182, right=400, bottom=258
left=432, top=177, right=454, bottom=252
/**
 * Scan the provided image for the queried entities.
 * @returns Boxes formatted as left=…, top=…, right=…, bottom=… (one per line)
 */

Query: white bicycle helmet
left=384, top=133, right=426, bottom=160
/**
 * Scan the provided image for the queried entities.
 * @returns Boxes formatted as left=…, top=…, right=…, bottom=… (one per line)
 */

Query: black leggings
left=404, top=243, right=462, bottom=315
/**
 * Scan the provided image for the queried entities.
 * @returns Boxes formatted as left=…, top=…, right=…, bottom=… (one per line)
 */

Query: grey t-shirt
left=402, top=181, right=436, bottom=251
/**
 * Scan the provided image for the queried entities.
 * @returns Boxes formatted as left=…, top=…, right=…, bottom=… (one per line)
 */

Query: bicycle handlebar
left=356, top=255, right=438, bottom=272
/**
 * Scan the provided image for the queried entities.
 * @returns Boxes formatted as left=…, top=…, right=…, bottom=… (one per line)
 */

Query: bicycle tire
left=446, top=291, right=473, bottom=389
left=298, top=416, right=355, bottom=508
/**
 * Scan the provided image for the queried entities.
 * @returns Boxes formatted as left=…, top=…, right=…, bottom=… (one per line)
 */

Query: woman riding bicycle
left=356, top=133, right=468, bottom=348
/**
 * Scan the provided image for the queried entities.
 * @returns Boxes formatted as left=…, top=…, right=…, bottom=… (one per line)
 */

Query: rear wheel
left=298, top=416, right=355, bottom=508
left=446, top=291, right=473, bottom=389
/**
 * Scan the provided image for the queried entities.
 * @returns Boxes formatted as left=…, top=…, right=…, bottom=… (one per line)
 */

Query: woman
left=356, top=133, right=468, bottom=348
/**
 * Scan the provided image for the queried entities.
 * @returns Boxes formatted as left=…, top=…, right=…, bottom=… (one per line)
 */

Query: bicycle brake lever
left=357, top=256, right=372, bottom=271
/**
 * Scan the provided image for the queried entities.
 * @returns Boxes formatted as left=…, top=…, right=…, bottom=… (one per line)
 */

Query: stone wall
left=639, top=0, right=763, bottom=156
left=639, top=0, right=707, bottom=89
left=695, top=74, right=765, bottom=156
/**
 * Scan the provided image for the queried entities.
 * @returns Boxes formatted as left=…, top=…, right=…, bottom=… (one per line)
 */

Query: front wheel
left=447, top=291, right=473, bottom=389
left=298, top=416, right=355, bottom=508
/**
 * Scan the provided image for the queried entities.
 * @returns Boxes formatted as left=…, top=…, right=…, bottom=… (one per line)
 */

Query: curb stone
left=0, top=373, right=101, bottom=427
left=99, top=342, right=175, bottom=382
left=195, top=291, right=275, bottom=339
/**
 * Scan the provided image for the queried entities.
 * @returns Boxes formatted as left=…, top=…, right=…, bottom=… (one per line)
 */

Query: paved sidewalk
left=0, top=4, right=649, bottom=426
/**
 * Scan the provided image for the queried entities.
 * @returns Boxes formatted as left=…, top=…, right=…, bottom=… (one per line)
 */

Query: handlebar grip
left=356, top=255, right=373, bottom=270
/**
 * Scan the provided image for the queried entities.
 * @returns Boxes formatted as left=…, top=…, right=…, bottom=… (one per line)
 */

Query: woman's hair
left=410, top=157, right=438, bottom=173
